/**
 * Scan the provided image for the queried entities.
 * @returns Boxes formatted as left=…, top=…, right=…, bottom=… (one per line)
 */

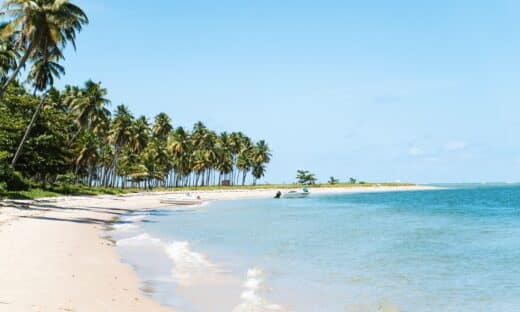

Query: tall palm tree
left=152, top=112, right=172, bottom=141
left=109, top=105, right=134, bottom=149
left=168, top=127, right=192, bottom=186
left=236, top=136, right=253, bottom=185
left=228, top=131, right=244, bottom=184
left=0, top=0, right=88, bottom=97
left=215, top=132, right=233, bottom=184
left=252, top=164, right=266, bottom=185
left=106, top=105, right=133, bottom=186
left=251, top=140, right=271, bottom=165
left=168, top=127, right=190, bottom=157
left=11, top=50, right=65, bottom=166
left=130, top=116, right=150, bottom=154
left=27, top=50, right=65, bottom=93
left=250, top=140, right=271, bottom=185
left=74, top=131, right=99, bottom=186
left=191, top=121, right=208, bottom=148
left=0, top=23, right=18, bottom=81
left=66, top=80, right=111, bottom=140
left=138, top=140, right=168, bottom=189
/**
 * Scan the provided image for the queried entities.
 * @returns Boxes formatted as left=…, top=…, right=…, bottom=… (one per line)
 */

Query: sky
left=52, top=0, right=520, bottom=183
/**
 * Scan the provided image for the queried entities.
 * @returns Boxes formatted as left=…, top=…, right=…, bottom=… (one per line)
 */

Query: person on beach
left=274, top=191, right=282, bottom=199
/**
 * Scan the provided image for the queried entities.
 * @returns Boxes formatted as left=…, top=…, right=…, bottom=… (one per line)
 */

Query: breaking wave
left=233, top=267, right=286, bottom=312
left=116, top=232, right=218, bottom=285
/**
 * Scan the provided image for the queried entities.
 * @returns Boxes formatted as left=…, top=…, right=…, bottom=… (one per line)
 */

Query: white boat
left=160, top=193, right=203, bottom=205
left=283, top=189, right=310, bottom=199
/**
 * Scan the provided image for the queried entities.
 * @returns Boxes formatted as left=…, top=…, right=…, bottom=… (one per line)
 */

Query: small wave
left=121, top=214, right=148, bottom=222
left=233, top=267, right=286, bottom=312
left=117, top=233, right=162, bottom=246
left=165, top=241, right=217, bottom=284
left=112, top=223, right=139, bottom=231
left=117, top=233, right=219, bottom=285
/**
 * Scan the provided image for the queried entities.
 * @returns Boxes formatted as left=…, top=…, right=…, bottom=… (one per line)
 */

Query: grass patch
left=0, top=189, right=62, bottom=200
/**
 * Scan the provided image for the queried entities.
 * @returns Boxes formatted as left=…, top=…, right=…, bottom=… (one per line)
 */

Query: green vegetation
left=296, top=170, right=317, bottom=185
left=0, top=0, right=272, bottom=194
left=328, top=176, right=340, bottom=185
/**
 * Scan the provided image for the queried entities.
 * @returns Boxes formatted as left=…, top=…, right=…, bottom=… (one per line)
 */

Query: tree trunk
left=242, top=171, right=247, bottom=185
left=88, top=165, right=93, bottom=187
left=69, top=128, right=83, bottom=145
left=11, top=95, right=47, bottom=167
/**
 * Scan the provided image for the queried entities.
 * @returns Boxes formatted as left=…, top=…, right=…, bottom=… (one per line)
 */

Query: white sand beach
left=0, top=185, right=435, bottom=311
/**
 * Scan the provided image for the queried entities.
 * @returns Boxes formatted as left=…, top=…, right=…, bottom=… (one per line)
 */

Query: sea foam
left=112, top=222, right=139, bottom=231
left=165, top=240, right=218, bottom=284
left=116, top=233, right=162, bottom=246
left=121, top=214, right=148, bottom=222
left=233, top=267, right=286, bottom=312
left=117, top=232, right=220, bottom=285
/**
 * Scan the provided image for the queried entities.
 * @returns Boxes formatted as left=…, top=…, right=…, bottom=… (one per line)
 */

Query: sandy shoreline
left=0, top=185, right=436, bottom=311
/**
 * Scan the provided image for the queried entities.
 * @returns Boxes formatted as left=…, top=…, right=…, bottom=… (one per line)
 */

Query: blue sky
left=55, top=0, right=520, bottom=183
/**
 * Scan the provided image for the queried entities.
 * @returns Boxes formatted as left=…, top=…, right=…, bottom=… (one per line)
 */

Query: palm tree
left=11, top=50, right=65, bottom=166
left=168, top=127, right=192, bottom=186
left=27, top=50, right=65, bottom=93
left=236, top=136, right=253, bottom=185
left=191, top=121, right=208, bottom=148
left=0, top=0, right=88, bottom=97
left=130, top=116, right=150, bottom=154
left=250, top=140, right=271, bottom=185
left=74, top=131, right=99, bottom=186
left=109, top=105, right=134, bottom=150
left=168, top=127, right=190, bottom=157
left=106, top=105, right=133, bottom=186
left=215, top=132, right=233, bottom=184
left=251, top=140, right=271, bottom=165
left=152, top=112, right=172, bottom=141
left=0, top=23, right=18, bottom=81
left=228, top=131, right=245, bottom=184
left=66, top=80, right=111, bottom=140
left=252, top=164, right=266, bottom=185
left=137, top=141, right=168, bottom=188
left=296, top=170, right=317, bottom=185
left=328, top=176, right=339, bottom=185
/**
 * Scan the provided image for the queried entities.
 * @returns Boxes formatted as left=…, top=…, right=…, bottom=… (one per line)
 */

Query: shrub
left=296, top=170, right=317, bottom=185
left=55, top=173, right=77, bottom=185
left=328, top=176, right=339, bottom=185
left=0, top=181, right=7, bottom=192
left=0, top=164, right=29, bottom=191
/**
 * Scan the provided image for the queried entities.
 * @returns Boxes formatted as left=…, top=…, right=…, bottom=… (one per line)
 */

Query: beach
left=0, top=185, right=434, bottom=311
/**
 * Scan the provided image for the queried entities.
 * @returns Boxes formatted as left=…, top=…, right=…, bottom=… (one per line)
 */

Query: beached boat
left=283, top=189, right=310, bottom=199
left=160, top=194, right=203, bottom=205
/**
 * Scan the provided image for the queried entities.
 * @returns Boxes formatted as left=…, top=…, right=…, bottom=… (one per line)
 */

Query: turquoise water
left=113, top=186, right=520, bottom=311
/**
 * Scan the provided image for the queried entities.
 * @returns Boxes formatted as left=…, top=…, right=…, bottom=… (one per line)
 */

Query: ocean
left=110, top=185, right=520, bottom=311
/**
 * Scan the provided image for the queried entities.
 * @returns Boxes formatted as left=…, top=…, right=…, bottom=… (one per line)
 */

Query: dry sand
left=0, top=185, right=436, bottom=311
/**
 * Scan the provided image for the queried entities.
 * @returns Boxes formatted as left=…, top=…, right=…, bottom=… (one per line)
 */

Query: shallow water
left=111, top=185, right=520, bottom=311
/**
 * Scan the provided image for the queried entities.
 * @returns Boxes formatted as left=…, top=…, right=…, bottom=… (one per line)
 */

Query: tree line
left=0, top=1, right=271, bottom=191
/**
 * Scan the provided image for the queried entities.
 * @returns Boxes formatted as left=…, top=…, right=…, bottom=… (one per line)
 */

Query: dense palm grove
left=0, top=0, right=271, bottom=191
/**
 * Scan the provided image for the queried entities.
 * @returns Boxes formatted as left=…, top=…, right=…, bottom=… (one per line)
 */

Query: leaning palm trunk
left=11, top=95, right=46, bottom=166
left=68, top=128, right=83, bottom=144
